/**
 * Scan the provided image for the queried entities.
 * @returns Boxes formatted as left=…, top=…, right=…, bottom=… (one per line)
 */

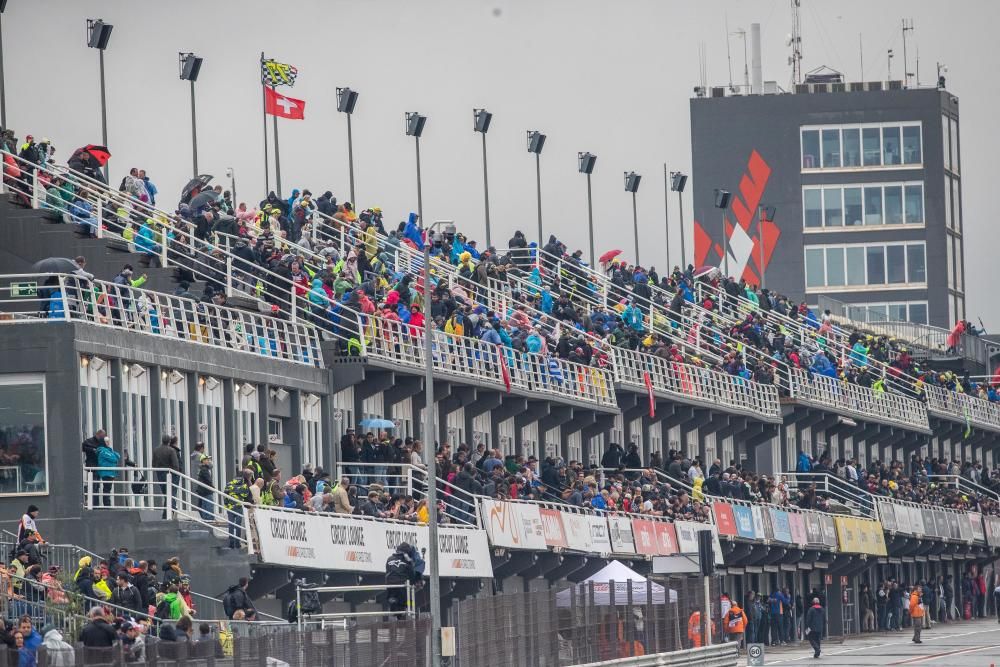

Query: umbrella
left=82, top=144, right=111, bottom=166
left=31, top=257, right=79, bottom=274
left=692, top=265, right=719, bottom=280
left=187, top=191, right=217, bottom=211
left=358, top=418, right=396, bottom=429
left=180, top=175, right=213, bottom=205
left=599, top=249, right=623, bottom=264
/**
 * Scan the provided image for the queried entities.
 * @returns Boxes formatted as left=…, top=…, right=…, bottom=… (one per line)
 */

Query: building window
left=949, top=117, right=959, bottom=174
left=951, top=177, right=961, bottom=232
left=803, top=182, right=922, bottom=229
left=942, top=114, right=951, bottom=172
left=805, top=248, right=825, bottom=287
left=953, top=236, right=964, bottom=292
left=804, top=188, right=823, bottom=228
left=823, top=187, right=843, bottom=226
left=802, top=130, right=820, bottom=169
left=805, top=242, right=925, bottom=290
left=946, top=237, right=955, bottom=290
left=842, top=128, right=861, bottom=167
left=866, top=246, right=886, bottom=284
left=844, top=187, right=863, bottom=226
left=908, top=303, right=928, bottom=324
left=822, top=129, right=841, bottom=168
left=843, top=301, right=929, bottom=324
left=944, top=176, right=953, bottom=230
left=0, top=375, right=47, bottom=496
left=802, top=122, right=921, bottom=171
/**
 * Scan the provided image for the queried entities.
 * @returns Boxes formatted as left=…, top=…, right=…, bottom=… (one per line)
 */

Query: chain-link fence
left=454, top=577, right=721, bottom=666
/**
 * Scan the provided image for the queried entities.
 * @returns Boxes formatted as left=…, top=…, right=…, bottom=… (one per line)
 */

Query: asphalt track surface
left=748, top=618, right=1000, bottom=666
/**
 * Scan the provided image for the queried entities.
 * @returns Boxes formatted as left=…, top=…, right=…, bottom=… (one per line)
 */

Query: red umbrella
left=599, top=249, right=623, bottom=264
left=83, top=144, right=112, bottom=166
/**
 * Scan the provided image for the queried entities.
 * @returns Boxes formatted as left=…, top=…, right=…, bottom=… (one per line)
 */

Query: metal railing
left=780, top=471, right=876, bottom=519
left=927, top=473, right=1000, bottom=502
left=865, top=319, right=997, bottom=367
left=0, top=273, right=323, bottom=367
left=874, top=496, right=978, bottom=542
left=83, top=466, right=250, bottom=549
left=923, top=384, right=1000, bottom=432
left=787, top=367, right=930, bottom=431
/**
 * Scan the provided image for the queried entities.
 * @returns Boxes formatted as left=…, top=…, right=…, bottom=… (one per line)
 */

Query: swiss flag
left=264, top=86, right=305, bottom=120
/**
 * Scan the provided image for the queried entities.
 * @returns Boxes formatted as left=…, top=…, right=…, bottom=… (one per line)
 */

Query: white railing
left=787, top=367, right=930, bottom=431
left=924, top=384, right=1000, bottom=433
left=0, top=273, right=322, bottom=367
left=927, top=473, right=1000, bottom=502
left=874, top=496, right=979, bottom=542
left=614, top=349, right=781, bottom=421
left=360, top=317, right=617, bottom=408
left=780, top=471, right=876, bottom=519
left=83, top=466, right=251, bottom=550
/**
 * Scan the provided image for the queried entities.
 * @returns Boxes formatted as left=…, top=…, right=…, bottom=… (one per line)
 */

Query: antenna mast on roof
left=901, top=18, right=914, bottom=87
left=789, top=0, right=803, bottom=85
left=731, top=27, right=749, bottom=93
left=725, top=14, right=735, bottom=92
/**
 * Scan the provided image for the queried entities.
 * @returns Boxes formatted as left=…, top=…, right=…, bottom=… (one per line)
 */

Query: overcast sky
left=4, top=0, right=998, bottom=326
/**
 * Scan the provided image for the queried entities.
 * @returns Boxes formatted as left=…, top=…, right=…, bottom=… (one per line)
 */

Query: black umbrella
left=31, top=257, right=78, bottom=274
left=188, top=191, right=217, bottom=211
left=180, top=175, right=213, bottom=205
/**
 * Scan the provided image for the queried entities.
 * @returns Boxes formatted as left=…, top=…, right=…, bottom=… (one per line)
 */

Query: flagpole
left=260, top=52, right=270, bottom=194
left=272, top=83, right=282, bottom=199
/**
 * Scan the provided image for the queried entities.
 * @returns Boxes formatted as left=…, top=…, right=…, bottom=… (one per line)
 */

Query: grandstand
left=1, top=119, right=998, bottom=661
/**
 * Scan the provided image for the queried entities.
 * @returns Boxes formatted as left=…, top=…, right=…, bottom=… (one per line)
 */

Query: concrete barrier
left=570, top=642, right=740, bottom=667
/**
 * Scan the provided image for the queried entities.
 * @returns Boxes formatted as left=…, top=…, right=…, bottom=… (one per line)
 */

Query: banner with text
left=251, top=507, right=493, bottom=578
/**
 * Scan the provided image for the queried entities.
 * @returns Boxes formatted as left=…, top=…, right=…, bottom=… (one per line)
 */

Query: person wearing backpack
left=95, top=439, right=121, bottom=507
left=156, top=584, right=187, bottom=620
left=222, top=578, right=255, bottom=620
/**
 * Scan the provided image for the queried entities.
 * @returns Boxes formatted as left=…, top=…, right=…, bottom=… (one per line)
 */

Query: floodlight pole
left=346, top=111, right=356, bottom=206
left=721, top=210, right=729, bottom=277
left=535, top=152, right=543, bottom=250
left=272, top=85, right=282, bottom=198
left=480, top=131, right=491, bottom=248
left=586, top=172, right=595, bottom=268
left=631, top=191, right=640, bottom=266
left=189, top=79, right=198, bottom=177
left=98, top=48, right=109, bottom=182
left=663, top=164, right=671, bottom=269
left=677, top=191, right=686, bottom=269
left=0, top=12, right=7, bottom=130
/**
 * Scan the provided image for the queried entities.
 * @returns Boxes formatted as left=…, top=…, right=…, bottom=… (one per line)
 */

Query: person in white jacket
left=41, top=627, right=75, bottom=667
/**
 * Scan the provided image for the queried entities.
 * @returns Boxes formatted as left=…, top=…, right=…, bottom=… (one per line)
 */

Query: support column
left=581, top=414, right=615, bottom=466
left=286, top=389, right=303, bottom=475
left=513, top=400, right=549, bottom=458
left=489, top=396, right=528, bottom=453
left=538, top=406, right=573, bottom=460
left=463, top=391, right=502, bottom=451
left=437, top=389, right=478, bottom=447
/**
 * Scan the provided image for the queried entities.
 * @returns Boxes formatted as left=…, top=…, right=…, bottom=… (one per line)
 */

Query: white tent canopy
left=556, top=560, right=678, bottom=607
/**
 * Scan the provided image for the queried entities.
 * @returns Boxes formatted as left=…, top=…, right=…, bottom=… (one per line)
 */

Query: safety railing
left=0, top=273, right=322, bottom=367
left=927, top=473, right=1000, bottom=502
left=83, top=466, right=250, bottom=550
left=614, top=349, right=781, bottom=421
left=787, top=367, right=930, bottom=432
left=360, top=317, right=617, bottom=408
left=923, top=384, right=1000, bottom=433
left=866, top=319, right=997, bottom=367
left=780, top=471, right=876, bottom=519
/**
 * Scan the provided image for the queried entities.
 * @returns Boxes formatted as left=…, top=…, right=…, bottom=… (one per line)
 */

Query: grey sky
left=4, top=1, right=998, bottom=326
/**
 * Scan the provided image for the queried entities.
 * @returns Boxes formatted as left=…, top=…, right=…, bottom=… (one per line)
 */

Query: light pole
left=226, top=167, right=236, bottom=206
left=336, top=87, right=359, bottom=206
left=473, top=108, right=493, bottom=247
left=714, top=189, right=732, bottom=276
left=578, top=152, right=597, bottom=267
left=757, top=205, right=776, bottom=288
left=86, top=18, right=114, bottom=182
left=624, top=171, right=642, bottom=265
left=670, top=171, right=688, bottom=269
left=527, top=131, right=546, bottom=250
left=179, top=52, right=203, bottom=178
left=406, top=110, right=440, bottom=667
left=662, top=164, right=671, bottom=269
left=0, top=0, right=8, bottom=130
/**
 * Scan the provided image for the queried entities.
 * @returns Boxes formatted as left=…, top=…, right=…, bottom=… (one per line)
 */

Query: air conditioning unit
left=888, top=80, right=903, bottom=90
left=867, top=81, right=883, bottom=91
left=711, top=87, right=725, bottom=98
left=794, top=84, right=809, bottom=94
left=849, top=82, right=865, bottom=92
left=810, top=83, right=829, bottom=93
left=762, top=81, right=779, bottom=94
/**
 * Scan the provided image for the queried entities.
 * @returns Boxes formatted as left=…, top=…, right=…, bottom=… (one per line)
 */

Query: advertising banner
left=250, top=507, right=492, bottom=577
left=539, top=509, right=569, bottom=548
left=733, top=506, right=756, bottom=539
left=970, top=513, right=986, bottom=543
left=912, top=506, right=930, bottom=536
left=750, top=505, right=767, bottom=540
left=608, top=515, right=636, bottom=554
left=788, top=513, right=808, bottom=545
left=947, top=512, right=962, bottom=540
left=768, top=509, right=792, bottom=544
left=957, top=513, right=973, bottom=542
left=561, top=512, right=613, bottom=553
left=713, top=502, right=737, bottom=537
left=869, top=520, right=888, bottom=556
left=632, top=518, right=659, bottom=555
left=933, top=510, right=949, bottom=539
left=834, top=516, right=859, bottom=553
left=674, top=521, right=725, bottom=565
left=804, top=513, right=823, bottom=545
left=479, top=499, right=547, bottom=551
left=878, top=502, right=896, bottom=532
left=819, top=514, right=838, bottom=549
left=893, top=503, right=912, bottom=534
left=654, top=522, right=680, bottom=555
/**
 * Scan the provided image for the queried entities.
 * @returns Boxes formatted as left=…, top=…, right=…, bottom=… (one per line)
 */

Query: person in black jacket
left=132, top=561, right=154, bottom=611
left=81, top=430, right=106, bottom=468
left=111, top=573, right=143, bottom=615
left=151, top=435, right=182, bottom=519
left=601, top=443, right=624, bottom=470
left=340, top=430, right=359, bottom=477
left=385, top=543, right=423, bottom=617
left=623, top=443, right=642, bottom=471
left=803, top=598, right=826, bottom=658
left=79, top=607, right=117, bottom=649
left=222, top=578, right=255, bottom=619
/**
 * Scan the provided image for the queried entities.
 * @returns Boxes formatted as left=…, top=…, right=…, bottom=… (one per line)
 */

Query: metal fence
left=453, top=577, right=720, bottom=667
left=0, top=618, right=431, bottom=667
